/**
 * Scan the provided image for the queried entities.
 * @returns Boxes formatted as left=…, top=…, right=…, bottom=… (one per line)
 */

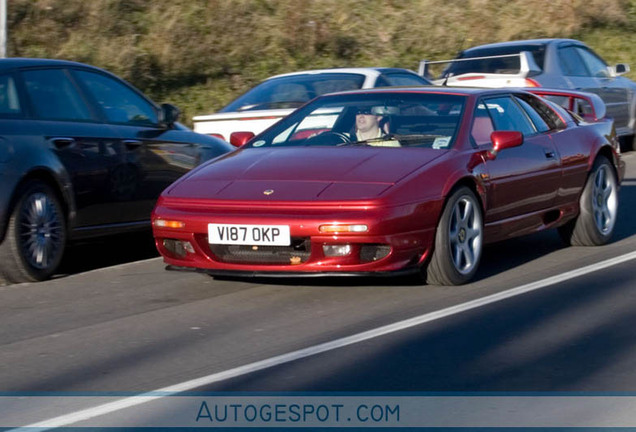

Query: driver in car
left=354, top=107, right=386, bottom=140
left=353, top=106, right=400, bottom=146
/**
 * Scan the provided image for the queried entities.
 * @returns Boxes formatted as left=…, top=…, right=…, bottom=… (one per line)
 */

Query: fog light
left=163, top=239, right=195, bottom=258
left=323, top=244, right=352, bottom=257
left=319, top=224, right=368, bottom=233
left=154, top=219, right=185, bottom=229
left=360, top=245, right=391, bottom=262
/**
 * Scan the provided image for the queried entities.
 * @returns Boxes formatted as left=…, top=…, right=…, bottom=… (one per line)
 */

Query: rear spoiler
left=418, top=51, right=541, bottom=80
left=528, top=89, right=607, bottom=122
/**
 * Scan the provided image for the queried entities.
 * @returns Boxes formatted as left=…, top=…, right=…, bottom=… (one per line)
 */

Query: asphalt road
left=0, top=153, right=635, bottom=425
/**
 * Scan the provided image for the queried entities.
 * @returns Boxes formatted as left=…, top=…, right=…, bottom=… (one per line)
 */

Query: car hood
left=167, top=147, right=445, bottom=201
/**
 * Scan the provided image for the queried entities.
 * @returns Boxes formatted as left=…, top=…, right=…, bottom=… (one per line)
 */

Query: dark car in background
left=0, top=58, right=233, bottom=283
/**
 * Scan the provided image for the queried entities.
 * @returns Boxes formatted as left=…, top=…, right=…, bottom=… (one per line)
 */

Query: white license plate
left=208, top=223, right=291, bottom=246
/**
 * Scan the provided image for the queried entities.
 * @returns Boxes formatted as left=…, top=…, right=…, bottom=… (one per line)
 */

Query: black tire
left=558, top=155, right=618, bottom=246
left=0, top=181, right=67, bottom=283
left=425, top=187, right=483, bottom=286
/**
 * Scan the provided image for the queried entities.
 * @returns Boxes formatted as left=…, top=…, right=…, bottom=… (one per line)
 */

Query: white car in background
left=420, top=38, right=636, bottom=150
left=193, top=67, right=431, bottom=146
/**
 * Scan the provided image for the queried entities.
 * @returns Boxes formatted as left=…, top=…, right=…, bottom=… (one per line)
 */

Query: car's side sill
left=70, top=220, right=150, bottom=240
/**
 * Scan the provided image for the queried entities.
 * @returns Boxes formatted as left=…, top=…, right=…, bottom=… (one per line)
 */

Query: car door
left=575, top=46, right=630, bottom=131
left=475, top=96, right=561, bottom=223
left=557, top=45, right=630, bottom=130
left=19, top=67, right=128, bottom=229
left=70, top=68, right=203, bottom=223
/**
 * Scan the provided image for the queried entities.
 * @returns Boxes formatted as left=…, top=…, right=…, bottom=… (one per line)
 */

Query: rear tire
left=558, top=155, right=618, bottom=246
left=0, top=181, right=67, bottom=283
left=426, top=187, right=483, bottom=286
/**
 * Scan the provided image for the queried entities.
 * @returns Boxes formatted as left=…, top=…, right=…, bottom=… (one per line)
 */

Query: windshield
left=247, top=92, right=466, bottom=150
left=220, top=73, right=366, bottom=112
left=443, top=44, right=547, bottom=77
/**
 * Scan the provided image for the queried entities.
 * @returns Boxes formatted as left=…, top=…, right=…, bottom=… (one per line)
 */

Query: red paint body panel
left=152, top=88, right=622, bottom=277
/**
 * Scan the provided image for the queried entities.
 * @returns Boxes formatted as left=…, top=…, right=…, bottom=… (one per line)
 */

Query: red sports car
left=152, top=87, right=625, bottom=285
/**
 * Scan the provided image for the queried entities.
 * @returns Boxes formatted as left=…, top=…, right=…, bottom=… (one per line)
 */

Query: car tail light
left=457, top=75, right=486, bottom=81
left=524, top=78, right=541, bottom=87
left=209, top=133, right=225, bottom=141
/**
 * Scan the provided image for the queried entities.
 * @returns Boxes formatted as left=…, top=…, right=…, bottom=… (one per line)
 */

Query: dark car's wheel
left=0, top=181, right=67, bottom=283
left=558, top=155, right=618, bottom=246
left=426, top=187, right=483, bottom=286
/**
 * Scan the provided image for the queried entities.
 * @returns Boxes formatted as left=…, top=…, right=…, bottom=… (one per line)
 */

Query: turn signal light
left=319, top=224, right=368, bottom=234
left=154, top=219, right=186, bottom=229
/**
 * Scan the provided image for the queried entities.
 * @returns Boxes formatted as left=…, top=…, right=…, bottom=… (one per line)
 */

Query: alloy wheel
left=448, top=195, right=483, bottom=275
left=591, top=164, right=618, bottom=235
left=18, top=192, right=65, bottom=270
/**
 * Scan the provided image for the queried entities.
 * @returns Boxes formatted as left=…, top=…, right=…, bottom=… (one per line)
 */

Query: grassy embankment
left=7, top=0, right=636, bottom=126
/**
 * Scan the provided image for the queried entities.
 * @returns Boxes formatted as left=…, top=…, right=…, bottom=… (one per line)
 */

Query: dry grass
left=7, top=0, right=635, bottom=125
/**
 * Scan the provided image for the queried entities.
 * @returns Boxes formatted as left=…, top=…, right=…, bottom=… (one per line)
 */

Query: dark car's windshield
left=443, top=44, right=547, bottom=77
left=247, top=92, right=466, bottom=150
left=220, top=73, right=366, bottom=112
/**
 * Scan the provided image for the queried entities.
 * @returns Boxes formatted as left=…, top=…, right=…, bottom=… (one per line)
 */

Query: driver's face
left=356, top=113, right=381, bottom=133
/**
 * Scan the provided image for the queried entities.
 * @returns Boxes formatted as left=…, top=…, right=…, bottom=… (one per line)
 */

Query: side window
left=0, top=74, right=22, bottom=116
left=514, top=96, right=550, bottom=132
left=73, top=70, right=158, bottom=126
left=311, top=77, right=364, bottom=94
left=558, top=47, right=588, bottom=77
left=576, top=48, right=610, bottom=78
left=471, top=102, right=495, bottom=145
left=374, top=75, right=390, bottom=87
left=484, top=96, right=536, bottom=136
left=520, top=95, right=566, bottom=130
left=380, top=73, right=429, bottom=86
left=22, top=69, right=93, bottom=121
left=270, top=83, right=312, bottom=103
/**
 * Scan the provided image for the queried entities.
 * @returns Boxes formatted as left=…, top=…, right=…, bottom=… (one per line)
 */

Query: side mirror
left=159, top=103, right=181, bottom=128
left=614, top=63, right=630, bottom=76
left=488, top=131, right=523, bottom=159
left=229, top=131, right=255, bottom=147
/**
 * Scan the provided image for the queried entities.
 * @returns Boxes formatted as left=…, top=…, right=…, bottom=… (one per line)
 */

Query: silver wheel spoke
left=453, top=245, right=463, bottom=268
left=602, top=208, right=611, bottom=228
left=465, top=227, right=478, bottom=243
left=462, top=244, right=474, bottom=268
left=461, top=201, right=472, bottom=223
left=602, top=183, right=612, bottom=201
left=595, top=168, right=605, bottom=190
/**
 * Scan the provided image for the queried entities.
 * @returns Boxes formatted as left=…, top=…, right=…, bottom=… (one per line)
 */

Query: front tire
left=426, top=187, right=483, bottom=286
left=558, top=155, right=618, bottom=246
left=0, top=181, right=67, bottom=283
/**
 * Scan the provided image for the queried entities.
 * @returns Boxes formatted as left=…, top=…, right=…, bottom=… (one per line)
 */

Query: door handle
left=124, top=140, right=143, bottom=150
left=544, top=150, right=556, bottom=159
left=50, top=137, right=76, bottom=149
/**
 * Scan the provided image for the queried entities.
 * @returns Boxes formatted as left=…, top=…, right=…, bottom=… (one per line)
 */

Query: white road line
left=13, top=250, right=636, bottom=430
